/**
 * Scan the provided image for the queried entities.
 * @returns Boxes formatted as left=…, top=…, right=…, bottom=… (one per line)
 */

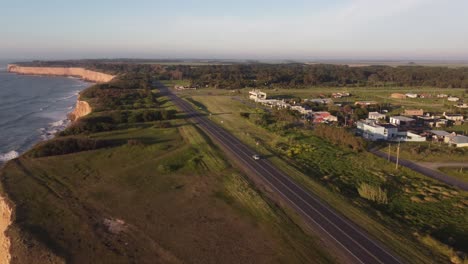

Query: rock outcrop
left=0, top=197, right=11, bottom=264
left=68, top=100, right=92, bottom=122
left=7, top=64, right=115, bottom=83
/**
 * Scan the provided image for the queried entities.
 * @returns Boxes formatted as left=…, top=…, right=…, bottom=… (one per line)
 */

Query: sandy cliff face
left=0, top=197, right=11, bottom=264
left=68, top=100, right=92, bottom=121
left=7, top=64, right=115, bottom=83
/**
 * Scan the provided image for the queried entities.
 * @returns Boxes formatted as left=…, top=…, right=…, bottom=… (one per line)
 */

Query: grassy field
left=174, top=88, right=468, bottom=264
left=439, top=167, right=468, bottom=184
left=381, top=141, right=468, bottom=163
left=0, top=88, right=336, bottom=264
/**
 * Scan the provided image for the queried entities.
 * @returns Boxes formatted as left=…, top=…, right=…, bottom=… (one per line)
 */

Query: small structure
left=429, top=130, right=451, bottom=142
left=405, top=93, right=418, bottom=98
left=445, top=134, right=468, bottom=148
left=291, top=105, right=313, bottom=115
left=394, top=131, right=426, bottom=142
left=443, top=112, right=464, bottom=122
left=249, top=89, right=267, bottom=101
left=356, top=119, right=398, bottom=141
left=355, top=101, right=378, bottom=106
left=306, top=98, right=333, bottom=104
left=447, top=96, right=460, bottom=102
left=390, top=93, right=406, bottom=99
left=403, top=109, right=424, bottom=116
left=455, top=103, right=468, bottom=109
left=419, top=93, right=432, bottom=98
left=311, top=112, right=337, bottom=123
left=389, top=116, right=415, bottom=126
left=437, top=94, right=448, bottom=98
left=368, top=112, right=386, bottom=120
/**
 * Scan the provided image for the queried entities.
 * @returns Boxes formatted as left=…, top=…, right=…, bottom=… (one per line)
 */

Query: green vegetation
left=439, top=167, right=468, bottom=184
left=383, top=142, right=468, bottom=162
left=0, top=73, right=335, bottom=264
left=181, top=92, right=468, bottom=263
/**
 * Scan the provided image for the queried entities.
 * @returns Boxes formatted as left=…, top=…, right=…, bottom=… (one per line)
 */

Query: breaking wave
left=0, top=151, right=19, bottom=162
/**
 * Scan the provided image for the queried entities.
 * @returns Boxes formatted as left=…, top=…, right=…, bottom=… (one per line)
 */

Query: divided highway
left=157, top=83, right=403, bottom=264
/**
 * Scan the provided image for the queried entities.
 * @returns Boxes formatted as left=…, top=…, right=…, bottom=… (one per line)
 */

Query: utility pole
left=388, top=143, right=391, bottom=161
left=395, top=141, right=401, bottom=170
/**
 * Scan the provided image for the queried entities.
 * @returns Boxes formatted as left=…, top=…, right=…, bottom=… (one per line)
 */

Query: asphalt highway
left=157, top=83, right=404, bottom=264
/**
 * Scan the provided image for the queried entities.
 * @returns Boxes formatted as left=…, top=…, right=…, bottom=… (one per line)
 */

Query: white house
left=291, top=105, right=313, bottom=115
left=443, top=112, right=464, bottom=122
left=393, top=131, right=426, bottom=142
left=389, top=116, right=415, bottom=126
left=446, top=135, right=468, bottom=147
left=447, top=97, right=460, bottom=102
left=356, top=120, right=398, bottom=141
left=405, top=93, right=418, bottom=98
left=368, top=112, right=386, bottom=120
left=249, top=90, right=267, bottom=101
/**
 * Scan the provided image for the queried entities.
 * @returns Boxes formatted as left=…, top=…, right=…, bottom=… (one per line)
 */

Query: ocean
left=0, top=62, right=90, bottom=163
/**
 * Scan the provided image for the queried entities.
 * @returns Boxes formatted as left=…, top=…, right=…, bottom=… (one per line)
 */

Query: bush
left=314, top=125, right=365, bottom=151
left=28, top=137, right=109, bottom=157
left=357, top=183, right=388, bottom=204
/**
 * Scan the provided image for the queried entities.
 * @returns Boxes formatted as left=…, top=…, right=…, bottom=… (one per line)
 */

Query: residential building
left=447, top=96, right=460, bottom=102
left=429, top=130, right=451, bottom=142
left=249, top=90, right=267, bottom=101
left=394, top=131, right=426, bottom=142
left=389, top=116, right=415, bottom=126
left=443, top=112, right=464, bottom=122
left=355, top=101, right=378, bottom=106
left=291, top=105, right=312, bottom=115
left=437, top=94, right=448, bottom=98
left=455, top=103, right=468, bottom=109
left=390, top=93, right=406, bottom=99
left=446, top=135, right=468, bottom=147
left=356, top=119, right=398, bottom=141
left=311, top=112, right=337, bottom=123
left=306, top=98, right=333, bottom=104
left=405, top=93, right=418, bottom=98
left=368, top=112, right=386, bottom=120
left=403, top=109, right=424, bottom=116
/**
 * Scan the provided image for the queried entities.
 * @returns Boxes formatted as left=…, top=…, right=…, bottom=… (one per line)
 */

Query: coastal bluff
left=7, top=64, right=115, bottom=83
left=68, top=100, right=92, bottom=121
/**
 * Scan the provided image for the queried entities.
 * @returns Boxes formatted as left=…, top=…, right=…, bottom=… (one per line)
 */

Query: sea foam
left=0, top=151, right=19, bottom=162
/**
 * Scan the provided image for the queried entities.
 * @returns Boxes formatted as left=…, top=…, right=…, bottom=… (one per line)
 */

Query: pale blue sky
left=1, top=0, right=468, bottom=60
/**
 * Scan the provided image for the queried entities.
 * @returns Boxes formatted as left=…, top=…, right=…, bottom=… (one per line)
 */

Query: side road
left=370, top=149, right=468, bottom=191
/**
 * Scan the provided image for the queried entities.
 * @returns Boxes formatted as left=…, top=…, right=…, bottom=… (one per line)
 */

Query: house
left=393, top=131, right=426, bottom=142
left=446, top=135, right=468, bottom=147
left=437, top=94, right=448, bottom=98
left=249, top=90, right=267, bottom=101
left=356, top=120, right=398, bottom=141
left=418, top=117, right=449, bottom=128
left=443, top=112, right=464, bottom=122
left=291, top=105, right=312, bottom=115
left=311, top=111, right=337, bottom=123
left=403, top=109, right=424, bottom=116
left=390, top=93, right=406, bottom=99
left=405, top=93, right=418, bottom=98
left=455, top=103, right=468, bottom=109
left=389, top=116, right=415, bottom=126
left=447, top=96, right=460, bottom=102
left=429, top=130, right=451, bottom=142
left=355, top=101, right=378, bottom=106
left=306, top=98, right=333, bottom=104
left=368, top=112, right=386, bottom=120
left=419, top=93, right=432, bottom=98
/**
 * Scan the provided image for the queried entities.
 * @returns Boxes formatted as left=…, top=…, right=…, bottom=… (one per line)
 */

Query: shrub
left=357, top=183, right=388, bottom=204
left=28, top=137, right=109, bottom=157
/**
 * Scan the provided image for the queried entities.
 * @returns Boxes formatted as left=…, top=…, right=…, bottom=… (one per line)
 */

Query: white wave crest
left=0, top=151, right=19, bottom=162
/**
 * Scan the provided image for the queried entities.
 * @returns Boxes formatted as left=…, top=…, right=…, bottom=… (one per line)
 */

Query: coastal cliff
left=68, top=100, right=92, bottom=122
left=7, top=64, right=115, bottom=83
left=0, top=197, right=11, bottom=264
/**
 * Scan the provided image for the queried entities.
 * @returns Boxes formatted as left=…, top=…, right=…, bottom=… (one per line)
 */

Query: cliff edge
left=68, top=100, right=92, bottom=122
left=7, top=64, right=115, bottom=83
left=0, top=197, right=11, bottom=264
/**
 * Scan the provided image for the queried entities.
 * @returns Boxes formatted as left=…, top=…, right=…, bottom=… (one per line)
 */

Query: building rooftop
left=391, top=116, right=415, bottom=122
left=429, top=130, right=451, bottom=137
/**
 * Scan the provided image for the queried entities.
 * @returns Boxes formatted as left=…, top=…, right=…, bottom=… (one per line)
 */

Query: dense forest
left=17, top=60, right=468, bottom=89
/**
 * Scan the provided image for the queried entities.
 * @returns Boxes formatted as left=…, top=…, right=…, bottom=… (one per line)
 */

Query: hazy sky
left=1, top=0, right=468, bottom=60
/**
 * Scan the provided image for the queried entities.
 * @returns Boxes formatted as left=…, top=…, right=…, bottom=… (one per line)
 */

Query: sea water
left=0, top=62, right=90, bottom=163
